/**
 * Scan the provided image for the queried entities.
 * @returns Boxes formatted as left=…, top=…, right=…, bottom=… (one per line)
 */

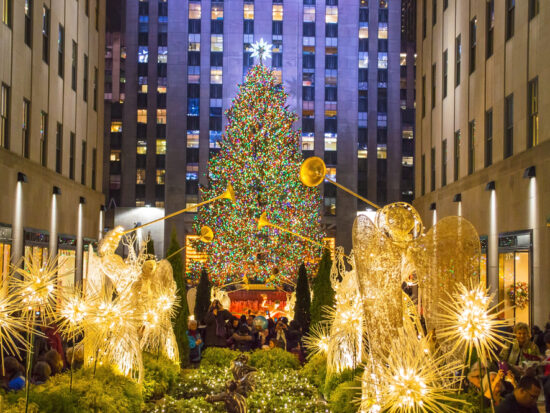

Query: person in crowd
left=246, top=315, right=255, bottom=331
left=187, top=319, right=204, bottom=364
left=499, top=322, right=541, bottom=380
left=467, top=361, right=516, bottom=407
left=286, top=320, right=302, bottom=351
left=532, top=325, right=545, bottom=354
left=496, top=375, right=541, bottom=413
left=268, top=339, right=277, bottom=350
left=239, top=315, right=248, bottom=330
left=231, top=323, right=254, bottom=352
left=274, top=320, right=287, bottom=349
left=204, top=299, right=232, bottom=348
left=225, top=316, right=241, bottom=349
left=542, top=332, right=550, bottom=413
left=66, top=342, right=84, bottom=370
left=42, top=349, right=64, bottom=376
left=1, top=357, right=25, bottom=391
left=32, top=361, right=52, bottom=385
left=257, top=327, right=270, bottom=350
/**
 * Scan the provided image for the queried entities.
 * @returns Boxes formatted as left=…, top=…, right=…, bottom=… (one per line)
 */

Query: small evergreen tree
left=145, top=232, right=155, bottom=256
left=310, top=249, right=335, bottom=326
left=294, top=263, right=311, bottom=333
left=166, top=227, right=189, bottom=366
left=194, top=268, right=211, bottom=324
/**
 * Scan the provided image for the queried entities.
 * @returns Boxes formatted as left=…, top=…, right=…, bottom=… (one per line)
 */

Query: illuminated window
left=377, top=52, right=388, bottom=69
left=136, top=200, right=145, bottom=207
left=186, top=164, right=199, bottom=180
left=110, top=150, right=121, bottom=162
left=185, top=235, right=208, bottom=274
left=326, top=167, right=336, bottom=181
left=358, top=149, right=368, bottom=158
left=272, top=70, right=282, bottom=84
left=272, top=4, right=283, bottom=20
left=377, top=144, right=387, bottom=159
left=324, top=197, right=336, bottom=215
left=188, top=66, right=200, bottom=83
left=244, top=3, right=254, bottom=20
left=155, top=201, right=164, bottom=207
left=157, top=46, right=167, bottom=63
left=156, top=109, right=166, bottom=124
left=137, top=141, right=147, bottom=154
left=138, top=46, right=148, bottom=63
left=156, top=169, right=165, bottom=184
left=400, top=53, right=407, bottom=66
left=211, top=35, right=223, bottom=52
left=156, top=139, right=166, bottom=154
left=211, top=4, right=223, bottom=20
left=359, top=52, right=368, bottom=68
left=304, top=6, right=315, bottom=22
left=209, top=130, right=222, bottom=148
left=189, top=2, right=201, bottom=19
left=378, top=23, right=388, bottom=39
left=359, top=23, right=369, bottom=39
left=402, top=156, right=414, bottom=166
left=137, top=109, right=147, bottom=123
left=326, top=6, right=338, bottom=23
left=210, top=67, right=223, bottom=84
left=157, top=85, right=167, bottom=94
left=302, top=134, right=314, bottom=151
left=325, top=136, right=337, bottom=151
left=136, top=169, right=146, bottom=184
left=402, top=127, right=414, bottom=140
left=188, top=34, right=200, bottom=51
left=139, top=84, right=148, bottom=93
left=110, top=121, right=122, bottom=133
left=358, top=112, right=367, bottom=127
left=187, top=131, right=199, bottom=148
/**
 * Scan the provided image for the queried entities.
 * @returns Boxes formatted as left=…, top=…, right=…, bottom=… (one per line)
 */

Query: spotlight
left=79, top=196, right=86, bottom=204
left=17, top=172, right=28, bottom=183
left=429, top=202, right=436, bottom=210
left=53, top=186, right=62, bottom=195
left=453, top=193, right=462, bottom=203
left=523, top=166, right=536, bottom=179
left=485, top=181, right=495, bottom=191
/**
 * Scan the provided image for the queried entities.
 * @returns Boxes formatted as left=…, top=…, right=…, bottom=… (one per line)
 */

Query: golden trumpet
left=123, top=184, right=235, bottom=235
left=300, top=156, right=379, bottom=209
left=257, top=212, right=324, bottom=248
left=165, top=225, right=214, bottom=260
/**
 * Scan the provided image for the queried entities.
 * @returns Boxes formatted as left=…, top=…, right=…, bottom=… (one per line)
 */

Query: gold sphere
left=300, top=157, right=326, bottom=187
left=199, top=226, right=214, bottom=243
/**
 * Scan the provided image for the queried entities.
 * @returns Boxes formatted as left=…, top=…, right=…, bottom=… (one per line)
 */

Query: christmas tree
left=193, top=63, right=323, bottom=285
left=310, top=249, right=335, bottom=327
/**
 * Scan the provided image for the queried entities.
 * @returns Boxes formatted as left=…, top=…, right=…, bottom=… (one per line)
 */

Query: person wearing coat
left=204, top=299, right=232, bottom=348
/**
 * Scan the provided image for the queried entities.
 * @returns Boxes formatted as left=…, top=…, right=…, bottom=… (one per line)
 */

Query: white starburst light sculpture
left=251, top=38, right=272, bottom=63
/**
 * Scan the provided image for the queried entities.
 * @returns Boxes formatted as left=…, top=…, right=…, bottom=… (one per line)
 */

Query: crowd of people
left=187, top=299, right=305, bottom=365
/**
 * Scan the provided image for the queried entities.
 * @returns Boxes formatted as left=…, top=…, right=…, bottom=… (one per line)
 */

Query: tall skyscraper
left=0, top=0, right=105, bottom=282
left=104, top=0, right=416, bottom=266
left=414, top=0, right=550, bottom=325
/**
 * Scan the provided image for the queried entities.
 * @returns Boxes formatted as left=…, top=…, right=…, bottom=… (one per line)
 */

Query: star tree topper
left=251, top=38, right=272, bottom=64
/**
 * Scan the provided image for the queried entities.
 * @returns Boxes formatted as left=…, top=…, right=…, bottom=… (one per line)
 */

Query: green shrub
left=200, top=347, right=240, bottom=368
left=173, top=366, right=231, bottom=399
left=1, top=366, right=143, bottom=413
left=328, top=380, right=361, bottom=413
left=310, top=249, right=335, bottom=327
left=248, top=348, right=300, bottom=371
left=323, top=367, right=362, bottom=400
left=142, top=352, right=181, bottom=401
left=145, top=395, right=220, bottom=412
left=301, top=353, right=328, bottom=389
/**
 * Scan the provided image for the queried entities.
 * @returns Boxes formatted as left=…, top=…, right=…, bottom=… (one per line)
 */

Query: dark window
left=158, top=33, right=167, bottom=46
left=92, top=148, right=96, bottom=190
left=379, top=9, right=388, bottom=23
left=272, top=21, right=282, bottom=35
left=455, top=34, right=461, bottom=87
left=485, top=109, right=492, bottom=167
left=487, top=0, right=494, bottom=58
left=421, top=154, right=426, bottom=195
left=470, top=17, right=476, bottom=73
left=139, top=33, right=148, bottom=45
left=188, top=51, right=200, bottom=66
left=71, top=41, right=77, bottom=91
left=303, top=53, right=315, bottom=69
left=441, top=139, right=447, bottom=186
left=377, top=88, right=387, bottom=113
left=529, top=0, right=539, bottom=20
left=325, top=86, right=337, bottom=102
left=69, top=132, right=75, bottom=179
left=55, top=122, right=62, bottom=173
left=40, top=112, right=47, bottom=166
left=430, top=147, right=436, bottom=191
left=527, top=77, right=538, bottom=148
left=58, top=25, right=64, bottom=77
left=358, top=92, right=367, bottom=112
left=326, top=23, right=338, bottom=38
left=506, top=0, right=515, bottom=40
left=272, top=53, right=282, bottom=67
left=454, top=130, right=460, bottom=181
left=93, top=67, right=98, bottom=111
left=83, top=54, right=88, bottom=102
left=325, top=55, right=337, bottom=70
left=468, top=120, right=475, bottom=174
left=0, top=84, right=9, bottom=149
left=24, top=0, right=32, bottom=46
left=303, top=86, right=314, bottom=101
left=378, top=39, right=388, bottom=52
left=442, top=49, right=448, bottom=98
left=443, top=0, right=448, bottom=10
left=85, top=0, right=89, bottom=16
left=431, top=64, right=436, bottom=109
left=359, top=8, right=368, bottom=22
left=42, top=6, right=50, bottom=63
left=138, top=2, right=148, bottom=15
left=421, top=75, right=426, bottom=117
left=210, top=84, right=222, bottom=98
left=324, top=118, right=337, bottom=133
left=187, top=116, right=200, bottom=130
left=81, top=140, right=86, bottom=185
left=359, top=38, right=368, bottom=52
left=303, top=22, right=315, bottom=36
left=422, top=0, right=426, bottom=38
left=157, top=63, right=167, bottom=77
left=189, top=19, right=200, bottom=34
left=22, top=99, right=30, bottom=158
left=359, top=69, right=368, bottom=82
left=244, top=20, right=254, bottom=34
left=211, top=20, right=223, bottom=34
left=432, top=0, right=436, bottom=26
left=504, top=94, right=513, bottom=158
left=302, top=118, right=314, bottom=133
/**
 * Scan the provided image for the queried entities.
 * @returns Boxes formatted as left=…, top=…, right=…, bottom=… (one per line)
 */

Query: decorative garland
left=508, top=281, right=529, bottom=309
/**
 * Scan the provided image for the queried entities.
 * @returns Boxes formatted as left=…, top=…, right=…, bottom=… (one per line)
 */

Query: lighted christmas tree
left=193, top=62, right=323, bottom=285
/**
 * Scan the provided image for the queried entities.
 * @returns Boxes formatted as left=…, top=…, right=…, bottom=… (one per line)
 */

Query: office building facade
left=414, top=0, right=550, bottom=325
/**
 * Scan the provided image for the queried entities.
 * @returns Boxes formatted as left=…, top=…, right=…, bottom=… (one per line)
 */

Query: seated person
left=467, top=361, right=516, bottom=407
left=32, top=361, right=52, bottom=385
left=499, top=322, right=541, bottom=380
left=187, top=319, right=204, bottom=363
left=496, top=375, right=541, bottom=413
left=41, top=349, right=64, bottom=375
left=231, top=324, right=254, bottom=352
left=1, top=357, right=25, bottom=391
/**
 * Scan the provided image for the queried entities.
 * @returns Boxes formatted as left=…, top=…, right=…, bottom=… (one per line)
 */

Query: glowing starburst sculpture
left=303, top=322, right=330, bottom=358
left=0, top=293, right=27, bottom=369
left=250, top=38, right=272, bottom=63
left=57, top=287, right=92, bottom=339
left=438, top=281, right=512, bottom=365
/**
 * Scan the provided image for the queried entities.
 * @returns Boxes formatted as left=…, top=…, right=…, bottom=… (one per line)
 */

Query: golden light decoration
left=303, top=322, right=330, bottom=358
left=0, top=293, right=28, bottom=368
left=57, top=288, right=91, bottom=338
left=437, top=281, right=512, bottom=365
